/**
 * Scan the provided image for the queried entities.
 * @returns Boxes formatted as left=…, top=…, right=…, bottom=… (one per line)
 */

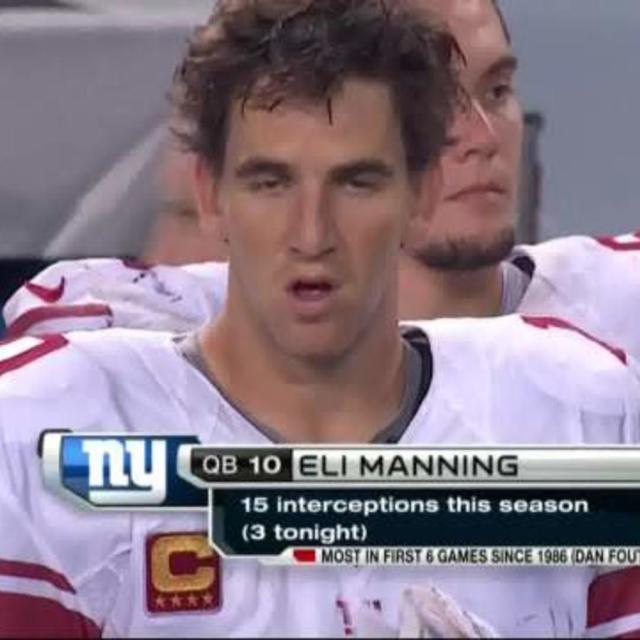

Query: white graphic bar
left=267, top=546, right=640, bottom=567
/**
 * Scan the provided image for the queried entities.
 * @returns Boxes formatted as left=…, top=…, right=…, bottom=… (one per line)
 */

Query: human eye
left=490, top=82, right=513, bottom=102
left=247, top=174, right=290, bottom=192
left=342, top=172, right=388, bottom=195
left=484, top=74, right=515, bottom=107
left=348, top=175, right=379, bottom=191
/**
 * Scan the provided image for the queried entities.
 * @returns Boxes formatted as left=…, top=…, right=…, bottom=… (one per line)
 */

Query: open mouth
left=288, top=279, right=336, bottom=301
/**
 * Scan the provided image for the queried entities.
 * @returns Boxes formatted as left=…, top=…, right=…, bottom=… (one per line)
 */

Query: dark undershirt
left=176, top=327, right=433, bottom=444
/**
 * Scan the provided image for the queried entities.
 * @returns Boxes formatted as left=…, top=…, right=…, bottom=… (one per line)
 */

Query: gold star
left=187, top=594, right=199, bottom=607
left=171, top=595, right=182, bottom=608
left=203, top=593, right=214, bottom=606
left=155, top=596, right=166, bottom=609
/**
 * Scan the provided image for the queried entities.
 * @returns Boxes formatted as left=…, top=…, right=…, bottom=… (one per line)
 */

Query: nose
left=288, top=186, right=336, bottom=259
left=446, top=97, right=499, bottom=161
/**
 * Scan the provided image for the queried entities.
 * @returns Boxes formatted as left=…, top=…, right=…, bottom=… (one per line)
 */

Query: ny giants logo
left=41, top=432, right=205, bottom=510
left=43, top=434, right=169, bottom=507
left=81, top=438, right=167, bottom=505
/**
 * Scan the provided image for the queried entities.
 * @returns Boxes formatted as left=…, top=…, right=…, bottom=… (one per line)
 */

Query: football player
left=6, top=0, right=638, bottom=364
left=0, top=1, right=638, bottom=637
left=143, top=133, right=229, bottom=266
left=397, top=0, right=640, bottom=362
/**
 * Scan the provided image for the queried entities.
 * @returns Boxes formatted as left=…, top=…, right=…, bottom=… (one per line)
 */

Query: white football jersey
left=0, top=317, right=638, bottom=637
left=2, top=258, right=225, bottom=337
left=510, top=232, right=640, bottom=362
left=4, top=231, right=640, bottom=363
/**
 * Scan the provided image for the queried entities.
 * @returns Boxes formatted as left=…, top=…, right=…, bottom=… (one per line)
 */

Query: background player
left=143, top=125, right=229, bottom=266
left=397, top=0, right=640, bottom=363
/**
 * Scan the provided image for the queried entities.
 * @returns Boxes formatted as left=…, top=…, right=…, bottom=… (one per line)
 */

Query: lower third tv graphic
left=41, top=431, right=206, bottom=509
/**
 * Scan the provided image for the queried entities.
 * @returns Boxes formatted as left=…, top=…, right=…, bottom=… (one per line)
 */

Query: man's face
left=203, top=79, right=417, bottom=359
left=405, top=0, right=523, bottom=269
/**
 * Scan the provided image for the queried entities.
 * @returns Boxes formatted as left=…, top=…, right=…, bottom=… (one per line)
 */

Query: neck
left=198, top=289, right=406, bottom=444
left=398, top=253, right=503, bottom=320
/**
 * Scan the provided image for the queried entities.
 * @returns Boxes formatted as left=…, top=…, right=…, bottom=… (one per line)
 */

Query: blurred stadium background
left=1, top=0, right=639, bottom=326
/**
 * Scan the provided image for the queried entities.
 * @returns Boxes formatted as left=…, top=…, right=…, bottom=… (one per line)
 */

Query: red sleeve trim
left=6, top=304, right=112, bottom=339
left=522, top=315, right=627, bottom=365
left=588, top=567, right=640, bottom=627
left=596, top=231, right=640, bottom=251
left=0, top=591, right=101, bottom=638
left=0, top=335, right=69, bottom=376
left=0, top=559, right=75, bottom=594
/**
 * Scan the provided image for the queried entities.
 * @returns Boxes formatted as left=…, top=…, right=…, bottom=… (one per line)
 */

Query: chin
left=412, top=224, right=516, bottom=271
left=275, top=325, right=352, bottom=362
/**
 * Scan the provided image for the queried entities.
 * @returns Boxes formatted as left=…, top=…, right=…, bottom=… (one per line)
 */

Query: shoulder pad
left=3, top=258, right=228, bottom=338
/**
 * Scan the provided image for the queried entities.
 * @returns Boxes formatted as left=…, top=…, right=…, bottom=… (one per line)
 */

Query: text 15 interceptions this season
left=41, top=435, right=640, bottom=567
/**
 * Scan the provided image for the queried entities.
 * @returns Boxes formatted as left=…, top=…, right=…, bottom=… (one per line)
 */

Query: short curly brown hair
left=171, top=0, right=461, bottom=176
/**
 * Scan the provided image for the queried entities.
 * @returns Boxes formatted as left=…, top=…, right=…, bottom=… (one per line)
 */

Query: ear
left=193, top=156, right=228, bottom=244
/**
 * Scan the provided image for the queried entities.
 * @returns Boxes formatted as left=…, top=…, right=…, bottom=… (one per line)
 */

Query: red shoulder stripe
left=522, top=315, right=627, bottom=365
left=0, top=559, right=75, bottom=594
left=588, top=567, right=640, bottom=628
left=0, top=335, right=69, bottom=376
left=596, top=231, right=640, bottom=251
left=0, top=591, right=101, bottom=638
left=6, top=304, right=112, bottom=339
